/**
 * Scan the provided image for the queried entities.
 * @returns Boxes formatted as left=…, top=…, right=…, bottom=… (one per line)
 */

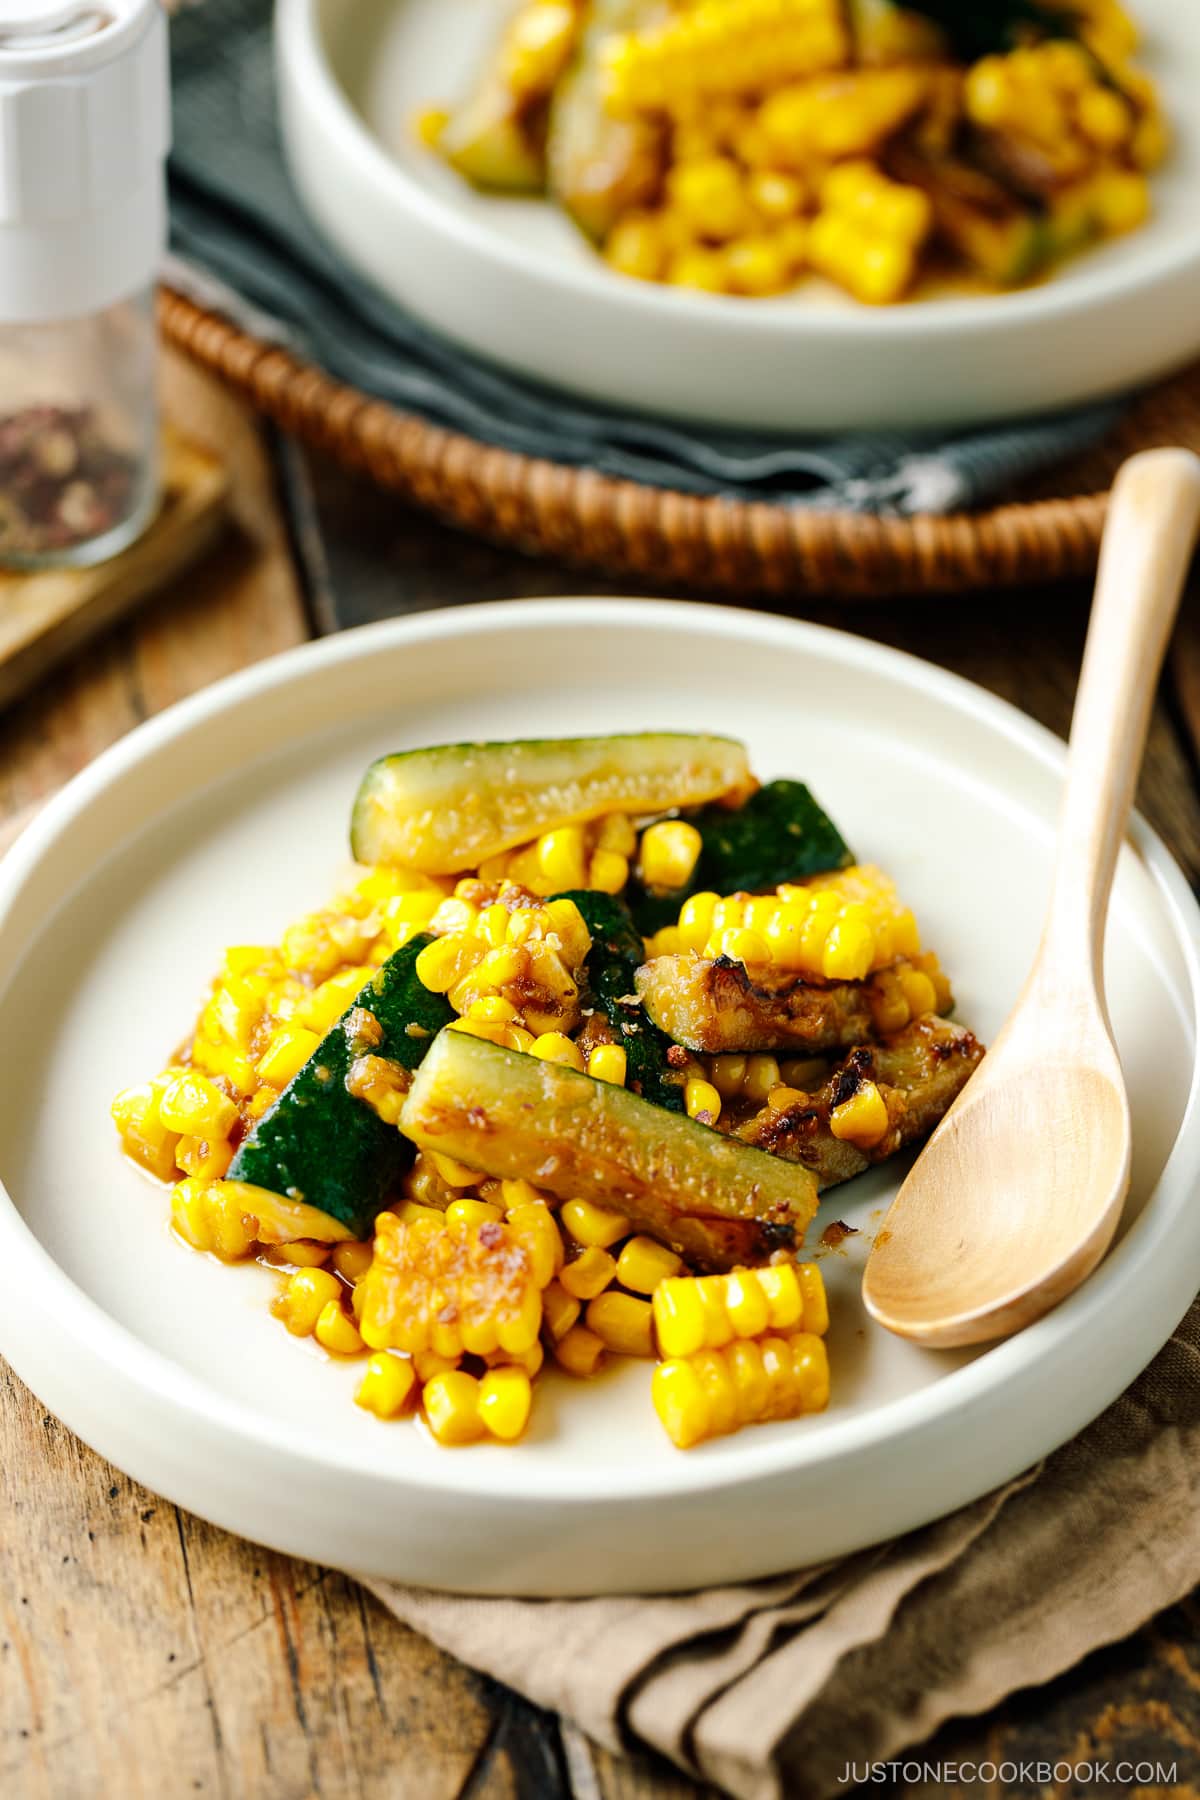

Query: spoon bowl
left=863, top=447, right=1200, bottom=1348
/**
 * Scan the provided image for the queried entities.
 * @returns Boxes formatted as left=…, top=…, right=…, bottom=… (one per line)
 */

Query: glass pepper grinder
left=0, top=0, right=170, bottom=569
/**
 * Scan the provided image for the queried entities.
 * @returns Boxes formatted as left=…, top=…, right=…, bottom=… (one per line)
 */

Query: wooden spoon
left=862, top=447, right=1200, bottom=1349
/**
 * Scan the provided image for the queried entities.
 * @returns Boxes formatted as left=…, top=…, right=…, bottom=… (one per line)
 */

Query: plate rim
left=1, top=596, right=1199, bottom=1512
left=280, top=0, right=1200, bottom=343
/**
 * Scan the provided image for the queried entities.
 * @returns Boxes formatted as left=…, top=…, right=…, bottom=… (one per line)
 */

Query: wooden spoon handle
left=1050, top=449, right=1200, bottom=977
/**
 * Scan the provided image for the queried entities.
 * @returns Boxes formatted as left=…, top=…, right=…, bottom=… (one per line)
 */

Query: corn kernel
left=587, top=1044, right=628, bottom=1086
left=668, top=247, right=728, bottom=291
left=586, top=1292, right=654, bottom=1358
left=500, top=1177, right=548, bottom=1211
left=256, top=1026, right=322, bottom=1089
left=423, top=1371, right=485, bottom=1445
left=742, top=1055, right=782, bottom=1105
left=175, top=1134, right=234, bottom=1182
left=725, top=235, right=792, bottom=296
left=829, top=1079, right=890, bottom=1149
left=708, top=1054, right=747, bottom=1099
left=560, top=1246, right=617, bottom=1300
left=720, top=927, right=771, bottom=967
left=821, top=915, right=874, bottom=980
left=615, top=1235, right=683, bottom=1294
left=684, top=1078, right=722, bottom=1125
left=158, top=1071, right=238, bottom=1141
left=554, top=1324, right=606, bottom=1378
left=536, top=826, right=587, bottom=890
left=1077, top=85, right=1131, bottom=148
left=332, top=1241, right=374, bottom=1284
left=639, top=819, right=704, bottom=891
left=589, top=849, right=630, bottom=894
left=433, top=1152, right=484, bottom=1189
left=273, top=1267, right=343, bottom=1337
left=597, top=813, right=637, bottom=856
left=506, top=1201, right=563, bottom=1286
left=112, top=1080, right=182, bottom=1181
left=605, top=211, right=667, bottom=282
left=355, top=1351, right=415, bottom=1419
left=416, top=935, right=474, bottom=994
left=653, top=1262, right=819, bottom=1358
left=678, top=891, right=720, bottom=951
left=561, top=1198, right=629, bottom=1250
left=466, top=995, right=520, bottom=1024
left=171, top=1177, right=257, bottom=1260
left=414, top=1348, right=461, bottom=1382
left=542, top=1279, right=582, bottom=1341
left=530, top=1031, right=585, bottom=1071
left=315, top=1300, right=366, bottom=1356
left=897, top=967, right=938, bottom=1017
left=478, top=1365, right=533, bottom=1441
left=445, top=1196, right=504, bottom=1231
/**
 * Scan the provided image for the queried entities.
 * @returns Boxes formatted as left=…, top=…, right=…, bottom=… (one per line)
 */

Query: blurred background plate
left=276, top=0, right=1200, bottom=433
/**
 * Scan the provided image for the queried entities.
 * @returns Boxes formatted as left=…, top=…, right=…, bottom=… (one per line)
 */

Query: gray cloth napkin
left=167, top=0, right=1125, bottom=513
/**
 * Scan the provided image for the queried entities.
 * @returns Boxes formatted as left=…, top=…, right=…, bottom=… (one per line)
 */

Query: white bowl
left=0, top=599, right=1198, bottom=1595
left=276, top=0, right=1200, bottom=432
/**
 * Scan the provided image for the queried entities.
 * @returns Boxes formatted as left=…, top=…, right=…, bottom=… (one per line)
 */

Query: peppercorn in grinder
left=0, top=0, right=169, bottom=567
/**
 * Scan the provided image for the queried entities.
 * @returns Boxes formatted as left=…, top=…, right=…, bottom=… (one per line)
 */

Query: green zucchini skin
left=398, top=1030, right=818, bottom=1272
left=630, top=779, right=853, bottom=934
left=228, top=935, right=453, bottom=1236
left=554, top=890, right=685, bottom=1113
left=350, top=732, right=751, bottom=873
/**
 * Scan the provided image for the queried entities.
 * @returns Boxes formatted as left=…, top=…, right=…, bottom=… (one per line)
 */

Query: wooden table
left=4, top=353, right=1200, bottom=1800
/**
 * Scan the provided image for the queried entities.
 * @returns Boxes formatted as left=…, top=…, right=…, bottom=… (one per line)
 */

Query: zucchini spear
left=399, top=1029, right=818, bottom=1271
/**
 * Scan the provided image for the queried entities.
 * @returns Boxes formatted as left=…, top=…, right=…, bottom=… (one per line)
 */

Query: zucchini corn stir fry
left=418, top=0, right=1166, bottom=301
left=112, top=732, right=982, bottom=1450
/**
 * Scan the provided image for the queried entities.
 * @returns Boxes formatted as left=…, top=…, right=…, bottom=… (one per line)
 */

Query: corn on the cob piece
left=603, top=0, right=850, bottom=116
left=654, top=865, right=921, bottom=982
left=357, top=1209, right=547, bottom=1360
left=653, top=1260, right=828, bottom=1358
left=653, top=1329, right=830, bottom=1447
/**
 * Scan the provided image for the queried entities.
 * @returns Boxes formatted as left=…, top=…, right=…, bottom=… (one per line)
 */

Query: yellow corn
left=587, top=1043, right=628, bottom=1086
left=589, top=848, right=630, bottom=894
left=112, top=1078, right=182, bottom=1181
left=256, top=1025, right=322, bottom=1090
left=175, top=1134, right=235, bottom=1182
left=355, top=1351, right=416, bottom=1419
left=170, top=1176, right=257, bottom=1260
left=357, top=1210, right=543, bottom=1358
left=559, top=1246, right=617, bottom=1301
left=542, top=1279, right=582, bottom=1342
left=615, top=1235, right=684, bottom=1294
left=272, top=1267, right=343, bottom=1337
left=653, top=1261, right=828, bottom=1358
left=315, top=1300, right=366, bottom=1356
left=530, top=1030, right=586, bottom=1071
left=158, top=1071, right=238, bottom=1142
left=434, top=1153, right=487, bottom=1190
left=653, top=1331, right=830, bottom=1447
left=506, top=1200, right=564, bottom=1287
left=758, top=65, right=929, bottom=165
left=332, top=1241, right=374, bottom=1284
left=684, top=1078, right=722, bottom=1124
left=423, top=1371, right=486, bottom=1445
left=554, top=1324, right=606, bottom=1378
left=603, top=0, right=850, bottom=115
left=560, top=1198, right=629, bottom=1250
left=445, top=1196, right=504, bottom=1230
left=586, top=1292, right=655, bottom=1358
left=537, top=825, right=588, bottom=890
left=829, top=1078, right=890, bottom=1149
left=674, top=866, right=920, bottom=983
left=478, top=1365, right=534, bottom=1441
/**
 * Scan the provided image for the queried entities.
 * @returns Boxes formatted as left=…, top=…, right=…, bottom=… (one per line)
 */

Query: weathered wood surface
left=2, top=365, right=1199, bottom=1800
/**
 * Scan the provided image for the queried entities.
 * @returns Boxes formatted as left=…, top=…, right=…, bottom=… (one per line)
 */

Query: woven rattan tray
left=159, top=287, right=1200, bottom=598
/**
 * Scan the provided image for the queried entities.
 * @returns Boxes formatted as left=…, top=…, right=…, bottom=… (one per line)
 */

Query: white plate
left=0, top=599, right=1198, bottom=1596
left=277, top=0, right=1200, bottom=431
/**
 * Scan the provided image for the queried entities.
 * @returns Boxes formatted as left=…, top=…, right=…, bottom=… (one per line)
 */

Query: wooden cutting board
left=0, top=427, right=229, bottom=711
